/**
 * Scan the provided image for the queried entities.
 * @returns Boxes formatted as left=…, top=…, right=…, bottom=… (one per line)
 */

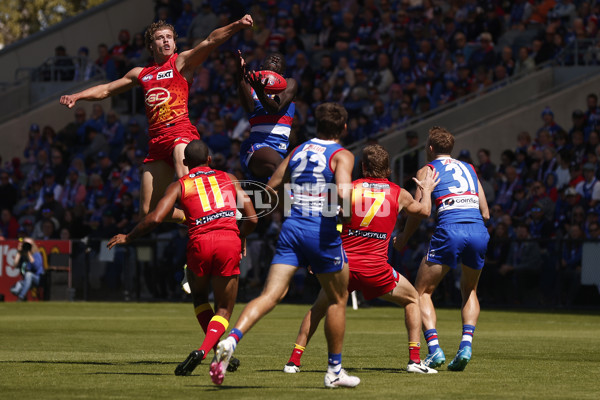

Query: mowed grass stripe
left=0, top=303, right=599, bottom=399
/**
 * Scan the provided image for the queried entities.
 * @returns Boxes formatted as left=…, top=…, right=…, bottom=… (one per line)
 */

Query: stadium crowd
left=2, top=0, right=600, bottom=305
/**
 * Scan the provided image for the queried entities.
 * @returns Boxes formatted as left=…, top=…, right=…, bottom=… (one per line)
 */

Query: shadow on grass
left=5, top=360, right=174, bottom=366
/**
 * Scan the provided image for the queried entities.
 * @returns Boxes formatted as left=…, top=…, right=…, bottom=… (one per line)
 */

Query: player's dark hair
left=263, top=52, right=286, bottom=74
left=145, top=21, right=178, bottom=54
left=315, top=102, right=348, bottom=139
left=428, top=126, right=454, bottom=155
left=362, top=144, right=391, bottom=179
left=184, top=140, right=209, bottom=168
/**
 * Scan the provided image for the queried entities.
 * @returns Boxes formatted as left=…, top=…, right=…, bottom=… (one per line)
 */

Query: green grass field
left=1, top=302, right=599, bottom=399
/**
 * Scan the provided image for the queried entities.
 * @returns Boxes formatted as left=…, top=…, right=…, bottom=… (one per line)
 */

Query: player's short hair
left=315, top=102, right=348, bottom=139
left=362, top=144, right=391, bottom=179
left=145, top=21, right=178, bottom=54
left=184, top=140, right=209, bottom=168
left=427, top=126, right=454, bottom=155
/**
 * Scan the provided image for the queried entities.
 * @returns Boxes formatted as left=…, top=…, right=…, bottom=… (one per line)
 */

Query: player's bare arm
left=477, top=178, right=490, bottom=221
left=236, top=51, right=255, bottom=113
left=177, top=14, right=253, bottom=79
left=331, top=149, right=354, bottom=219
left=227, top=173, right=258, bottom=257
left=107, top=181, right=181, bottom=249
left=245, top=72, right=297, bottom=114
left=59, top=67, right=142, bottom=108
left=394, top=165, right=433, bottom=251
left=266, top=152, right=292, bottom=192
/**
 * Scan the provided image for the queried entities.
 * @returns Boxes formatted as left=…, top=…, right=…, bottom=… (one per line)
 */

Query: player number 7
left=359, top=190, right=386, bottom=227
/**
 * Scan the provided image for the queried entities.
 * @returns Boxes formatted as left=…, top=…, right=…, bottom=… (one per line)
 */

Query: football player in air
left=396, top=126, right=490, bottom=371
left=60, top=15, right=253, bottom=222
left=236, top=50, right=298, bottom=181
left=282, top=144, right=440, bottom=375
left=210, top=103, right=359, bottom=388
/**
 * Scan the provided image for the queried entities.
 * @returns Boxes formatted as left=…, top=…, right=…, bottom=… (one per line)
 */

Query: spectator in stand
left=575, top=162, right=600, bottom=209
left=23, top=124, right=48, bottom=164
left=174, top=0, right=196, bottom=46
left=477, top=148, right=496, bottom=182
left=82, top=126, right=110, bottom=165
left=187, top=2, right=219, bottom=47
left=59, top=168, right=87, bottom=209
left=95, top=43, right=118, bottom=81
left=584, top=93, right=600, bottom=133
left=104, top=110, right=126, bottom=159
left=496, top=165, right=523, bottom=211
left=571, top=130, right=587, bottom=165
left=57, top=107, right=86, bottom=150
left=537, top=107, right=563, bottom=137
left=0, top=170, right=18, bottom=212
left=34, top=170, right=62, bottom=212
left=554, top=150, right=572, bottom=189
left=514, top=46, right=536, bottom=75
left=0, top=208, right=20, bottom=239
left=52, top=45, right=75, bottom=81
left=110, top=29, right=131, bottom=76
left=74, top=46, right=96, bottom=81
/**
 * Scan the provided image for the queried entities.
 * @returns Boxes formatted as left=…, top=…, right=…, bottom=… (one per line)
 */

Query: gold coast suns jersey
left=138, top=54, right=192, bottom=137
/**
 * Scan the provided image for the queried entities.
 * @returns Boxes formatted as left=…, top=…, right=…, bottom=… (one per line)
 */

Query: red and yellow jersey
left=179, top=166, right=239, bottom=238
left=138, top=53, right=191, bottom=138
left=341, top=178, right=401, bottom=267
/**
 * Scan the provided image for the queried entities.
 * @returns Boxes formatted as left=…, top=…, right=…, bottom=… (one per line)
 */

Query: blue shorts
left=426, top=223, right=489, bottom=270
left=271, top=220, right=347, bottom=274
left=240, top=132, right=287, bottom=180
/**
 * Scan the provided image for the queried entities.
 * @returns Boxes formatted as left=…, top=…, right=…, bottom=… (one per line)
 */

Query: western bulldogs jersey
left=179, top=166, right=239, bottom=238
left=341, top=178, right=401, bottom=266
left=428, top=157, right=483, bottom=225
left=138, top=54, right=192, bottom=137
left=247, top=88, right=295, bottom=155
left=287, top=138, right=344, bottom=230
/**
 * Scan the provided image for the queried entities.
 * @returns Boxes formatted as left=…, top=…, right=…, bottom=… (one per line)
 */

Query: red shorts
left=144, top=122, right=199, bottom=167
left=347, top=261, right=400, bottom=301
left=186, top=231, right=241, bottom=277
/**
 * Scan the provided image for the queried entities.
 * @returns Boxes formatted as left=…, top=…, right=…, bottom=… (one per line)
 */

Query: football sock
left=288, top=343, right=305, bottom=366
left=229, top=328, right=244, bottom=344
left=327, top=352, right=342, bottom=374
left=195, top=303, right=214, bottom=333
left=459, top=324, right=475, bottom=350
left=408, top=341, right=421, bottom=364
left=199, top=316, right=229, bottom=357
left=424, top=329, right=441, bottom=354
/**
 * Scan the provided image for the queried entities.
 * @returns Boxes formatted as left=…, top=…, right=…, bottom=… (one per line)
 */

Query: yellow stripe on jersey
left=207, top=175, right=225, bottom=208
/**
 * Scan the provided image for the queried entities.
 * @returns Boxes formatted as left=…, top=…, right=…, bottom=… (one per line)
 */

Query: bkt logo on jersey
left=145, top=87, right=170, bottom=107
left=157, top=69, right=173, bottom=80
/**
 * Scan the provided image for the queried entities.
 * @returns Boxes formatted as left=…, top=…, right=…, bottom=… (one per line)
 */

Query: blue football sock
left=459, top=324, right=475, bottom=350
left=424, top=329, right=440, bottom=353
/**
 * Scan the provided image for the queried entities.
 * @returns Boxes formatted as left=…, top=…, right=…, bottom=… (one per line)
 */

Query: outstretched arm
left=107, top=181, right=181, bottom=248
left=400, top=167, right=439, bottom=218
left=59, top=67, right=141, bottom=108
left=178, top=14, right=253, bottom=77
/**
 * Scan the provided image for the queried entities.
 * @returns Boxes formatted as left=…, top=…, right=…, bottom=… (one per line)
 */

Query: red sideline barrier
left=0, top=240, right=71, bottom=302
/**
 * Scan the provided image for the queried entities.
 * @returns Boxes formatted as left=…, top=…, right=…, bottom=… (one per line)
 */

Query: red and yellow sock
left=409, top=341, right=421, bottom=364
left=199, top=315, right=229, bottom=358
left=195, top=303, right=214, bottom=333
left=288, top=343, right=305, bottom=366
